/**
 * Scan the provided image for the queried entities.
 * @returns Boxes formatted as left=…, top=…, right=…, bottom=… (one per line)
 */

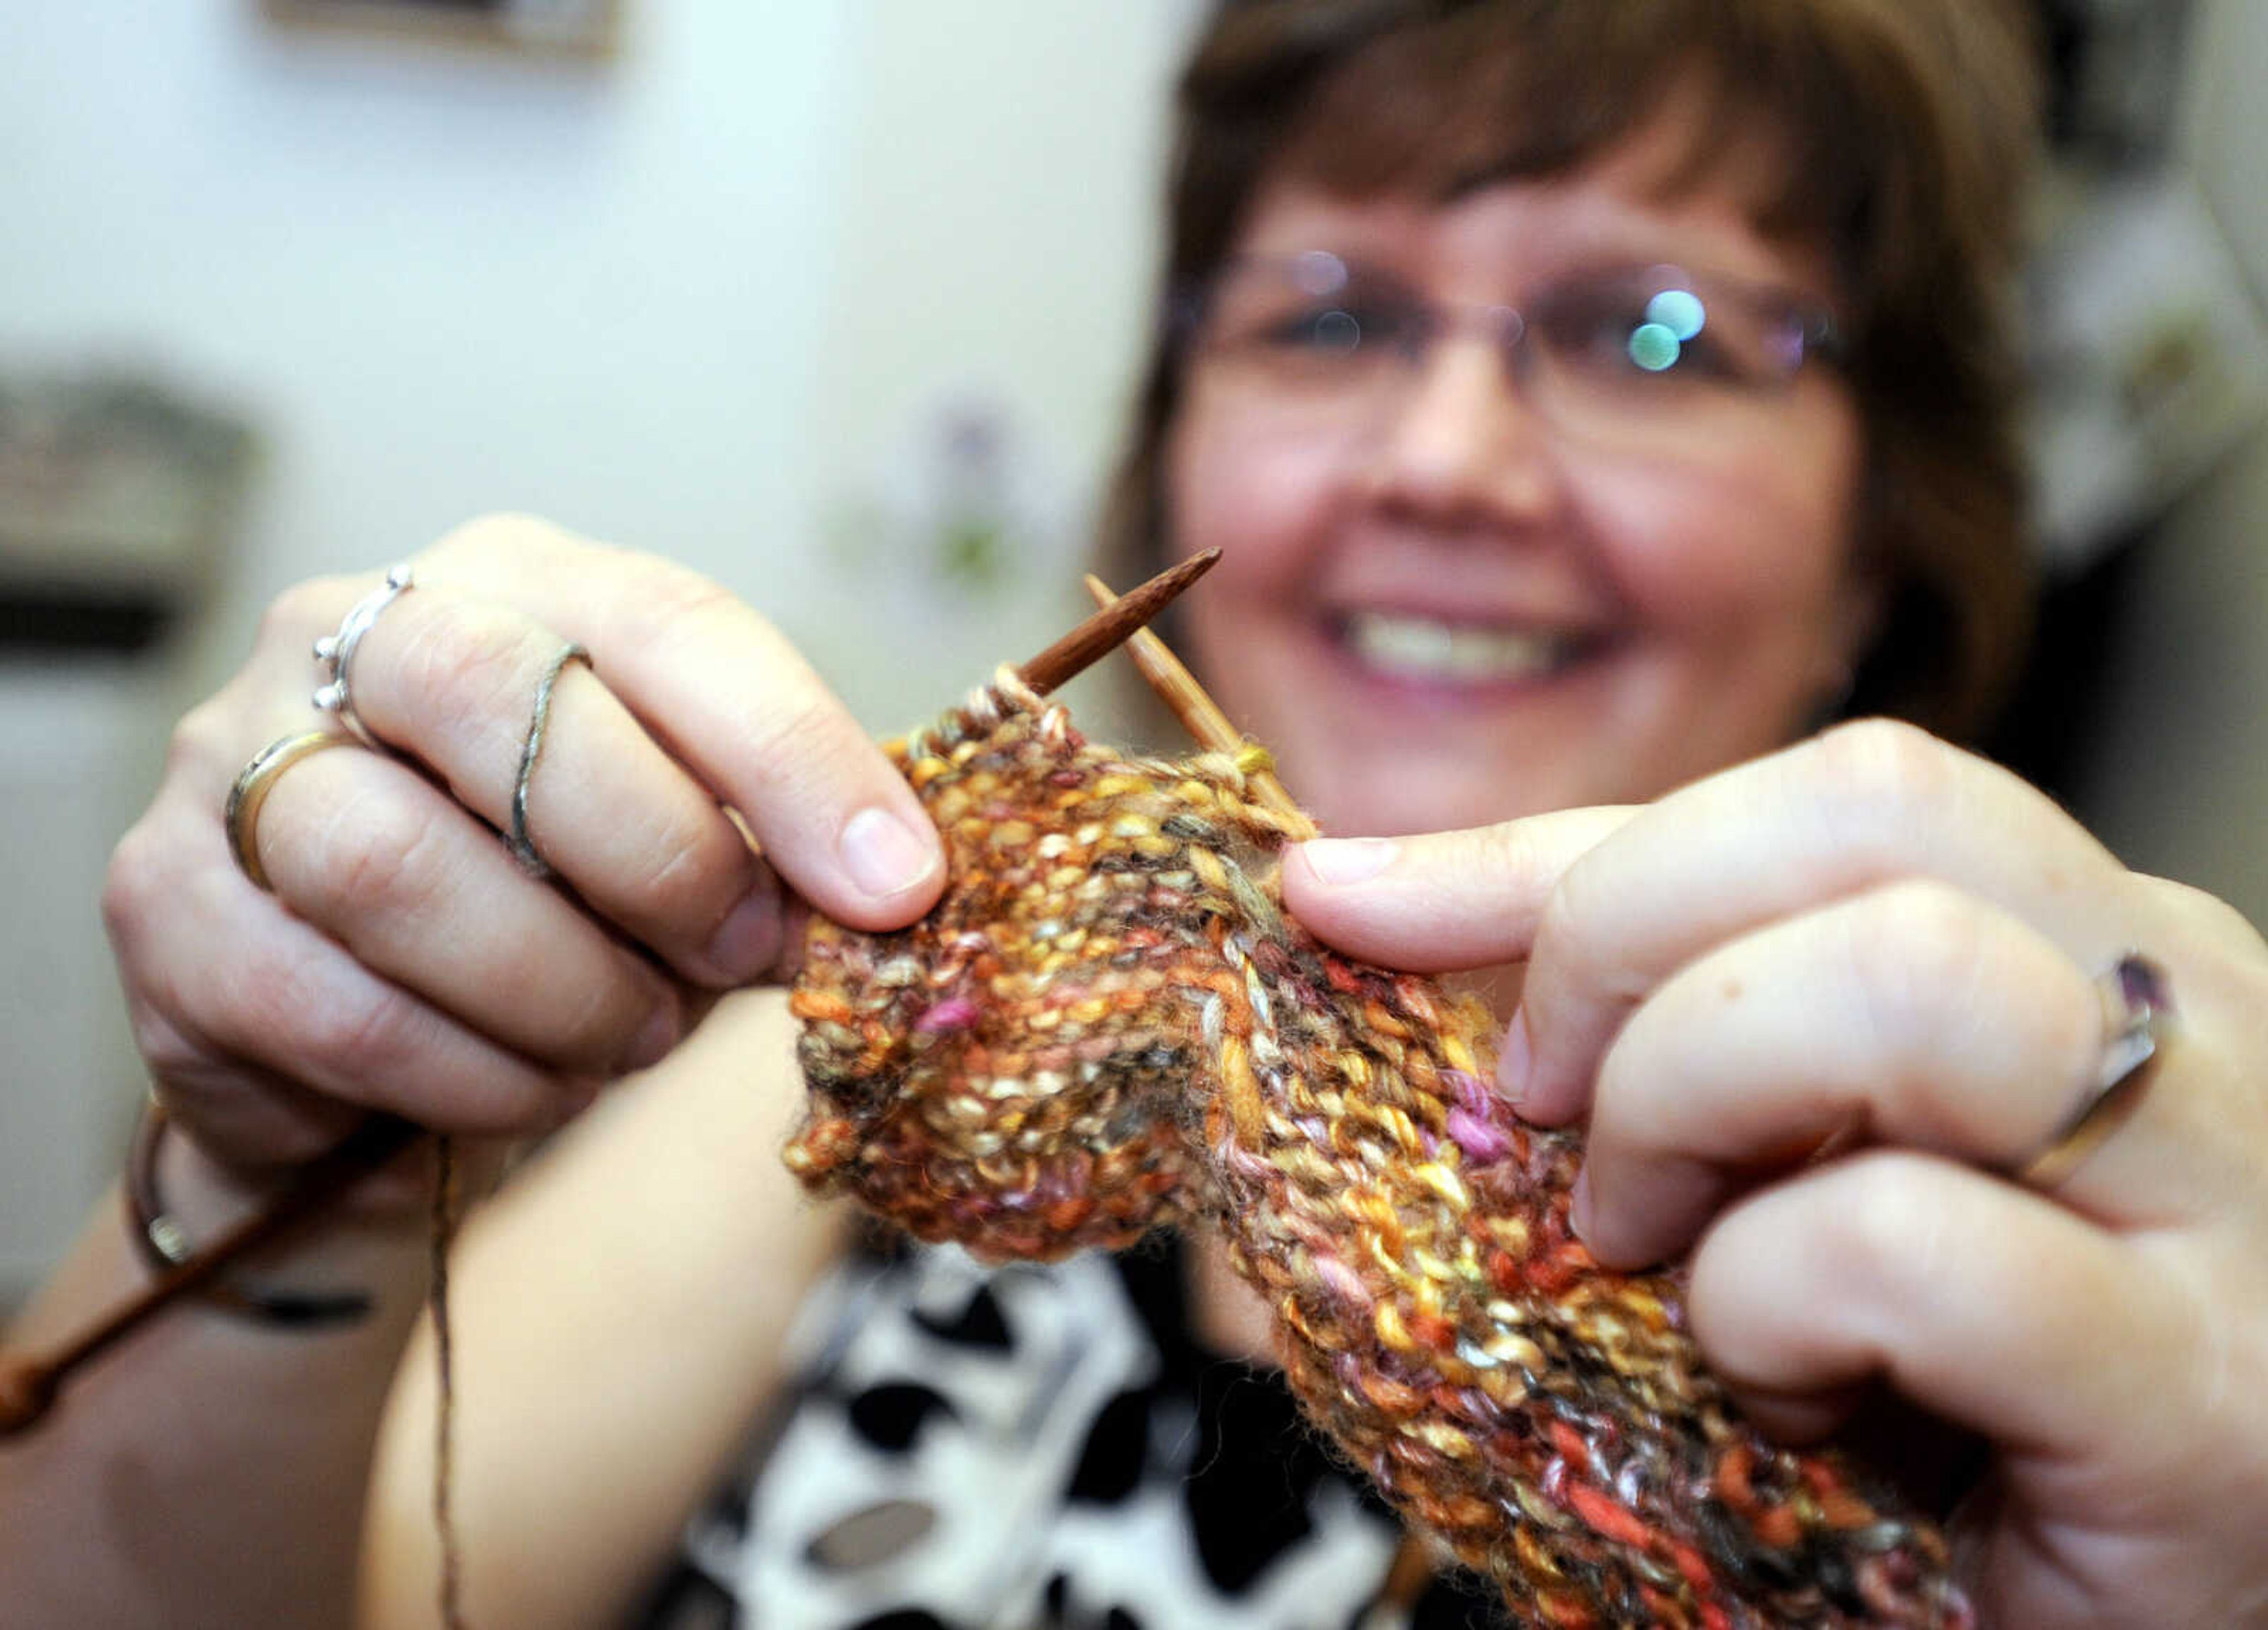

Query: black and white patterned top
left=632, top=1233, right=1516, bottom=1629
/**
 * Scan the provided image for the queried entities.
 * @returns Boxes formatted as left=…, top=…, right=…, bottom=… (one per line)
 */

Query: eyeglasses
left=1175, top=251, right=1842, bottom=456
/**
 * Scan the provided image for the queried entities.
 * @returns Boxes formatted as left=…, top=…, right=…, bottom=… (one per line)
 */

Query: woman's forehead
left=1263, top=61, right=1845, bottom=292
left=1242, top=110, right=1841, bottom=301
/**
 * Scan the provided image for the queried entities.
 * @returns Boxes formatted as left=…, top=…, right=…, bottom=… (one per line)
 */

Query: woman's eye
left=1627, top=326, right=1741, bottom=379
left=1260, top=305, right=1371, bottom=354
left=1546, top=298, right=1742, bottom=383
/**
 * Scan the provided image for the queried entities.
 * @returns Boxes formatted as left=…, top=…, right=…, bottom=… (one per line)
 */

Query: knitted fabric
left=787, top=673, right=1972, bottom=1630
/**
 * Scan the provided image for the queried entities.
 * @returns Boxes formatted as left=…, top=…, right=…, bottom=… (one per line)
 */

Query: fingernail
left=1298, top=836, right=1399, bottom=886
left=1496, top=1007, right=1533, bottom=1105
left=839, top=806, right=937, bottom=902
left=1568, top=1167, right=1595, bottom=1243
left=624, top=998, right=680, bottom=1072
left=703, top=885, right=782, bottom=984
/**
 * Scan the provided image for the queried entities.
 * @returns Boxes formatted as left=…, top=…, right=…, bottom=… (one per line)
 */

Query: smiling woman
left=1104, top=0, right=2038, bottom=830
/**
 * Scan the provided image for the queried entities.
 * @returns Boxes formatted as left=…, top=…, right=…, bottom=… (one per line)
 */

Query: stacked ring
left=506, top=641, right=592, bottom=879
left=224, top=731, right=354, bottom=892
left=313, top=563, right=415, bottom=748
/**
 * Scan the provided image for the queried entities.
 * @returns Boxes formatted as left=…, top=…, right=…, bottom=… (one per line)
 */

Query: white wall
left=2074, top=0, right=2268, bottom=923
left=0, top=0, right=1201, bottom=1294
left=1, top=1, right=1201, bottom=718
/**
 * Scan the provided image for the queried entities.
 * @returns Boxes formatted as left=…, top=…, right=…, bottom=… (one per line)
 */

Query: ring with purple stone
left=2016, top=952, right=2172, bottom=1190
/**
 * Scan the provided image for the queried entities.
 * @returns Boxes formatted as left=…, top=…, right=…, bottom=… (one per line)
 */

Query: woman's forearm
left=0, top=1143, right=435, bottom=1630
left=360, top=995, right=849, bottom=1630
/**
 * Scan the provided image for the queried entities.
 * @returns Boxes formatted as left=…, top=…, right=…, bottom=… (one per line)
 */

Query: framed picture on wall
left=262, top=0, right=623, bottom=58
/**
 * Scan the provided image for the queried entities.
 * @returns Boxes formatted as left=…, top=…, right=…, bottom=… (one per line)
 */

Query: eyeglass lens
left=1189, top=253, right=1830, bottom=451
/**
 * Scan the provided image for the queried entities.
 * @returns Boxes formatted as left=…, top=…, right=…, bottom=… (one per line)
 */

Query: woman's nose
left=1360, top=332, right=1562, bottom=527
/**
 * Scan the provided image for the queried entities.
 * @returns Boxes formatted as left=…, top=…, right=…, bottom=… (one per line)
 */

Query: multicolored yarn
left=787, top=671, right=1972, bottom=1630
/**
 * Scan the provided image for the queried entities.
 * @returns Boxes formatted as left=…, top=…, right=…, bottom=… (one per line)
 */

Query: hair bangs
left=1269, top=5, right=1916, bottom=320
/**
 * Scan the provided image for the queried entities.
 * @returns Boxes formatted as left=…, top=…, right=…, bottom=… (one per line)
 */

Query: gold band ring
left=224, top=730, right=356, bottom=892
left=2015, top=952, right=2172, bottom=1189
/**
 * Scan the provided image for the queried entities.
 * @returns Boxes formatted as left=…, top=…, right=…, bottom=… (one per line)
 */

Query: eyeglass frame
left=1166, top=249, right=1847, bottom=453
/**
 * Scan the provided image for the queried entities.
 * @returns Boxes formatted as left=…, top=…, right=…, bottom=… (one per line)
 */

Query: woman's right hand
left=102, top=514, right=947, bottom=1186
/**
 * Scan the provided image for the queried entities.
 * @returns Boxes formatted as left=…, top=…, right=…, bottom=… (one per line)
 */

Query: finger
left=415, top=519, right=946, bottom=930
left=1686, top=1150, right=2209, bottom=1485
left=1513, top=719, right=2137, bottom=1124
left=105, top=795, right=585, bottom=1146
left=247, top=741, right=686, bottom=1078
left=1577, top=881, right=2211, bottom=1269
left=305, top=582, right=788, bottom=987
left=1280, top=807, right=1640, bottom=971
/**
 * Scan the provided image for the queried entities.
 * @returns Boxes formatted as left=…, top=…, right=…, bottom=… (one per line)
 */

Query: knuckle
left=164, top=697, right=228, bottom=777
left=298, top=793, right=454, bottom=922
left=1813, top=715, right=1943, bottom=777
left=2144, top=873, right=2268, bottom=961
left=258, top=578, right=346, bottom=653
left=1844, top=879, right=1990, bottom=1081
left=553, top=980, right=657, bottom=1072
left=1860, top=878, right=1984, bottom=995
left=615, top=559, right=748, bottom=646
left=1471, top=819, right=1544, bottom=888
left=425, top=511, right=576, bottom=571
left=1531, top=856, right=1620, bottom=1000
left=1813, top=1152, right=1957, bottom=1310
left=735, top=687, right=848, bottom=785
left=1588, top=1038, right=1667, bottom=1160
left=126, top=997, right=211, bottom=1087
left=390, top=597, right=551, bottom=745
left=196, top=933, right=400, bottom=1086
left=100, top=819, right=172, bottom=951
left=290, top=979, right=429, bottom=1085
left=1800, top=718, right=1956, bottom=857
left=624, top=805, right=752, bottom=930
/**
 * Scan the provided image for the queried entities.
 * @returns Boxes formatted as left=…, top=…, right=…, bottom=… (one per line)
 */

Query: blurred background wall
left=0, top=0, right=1204, bottom=1298
left=0, top=0, right=2259, bottom=1303
left=2074, top=0, right=2268, bottom=923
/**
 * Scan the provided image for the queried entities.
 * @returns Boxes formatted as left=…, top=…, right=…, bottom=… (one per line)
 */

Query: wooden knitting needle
left=1020, top=548, right=1219, bottom=695
left=0, top=550, right=1230, bottom=1437
left=1082, top=571, right=1308, bottom=828
left=0, top=1113, right=420, bottom=1435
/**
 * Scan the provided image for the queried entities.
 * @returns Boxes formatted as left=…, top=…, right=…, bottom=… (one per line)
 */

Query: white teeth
left=1345, top=612, right=1568, bottom=683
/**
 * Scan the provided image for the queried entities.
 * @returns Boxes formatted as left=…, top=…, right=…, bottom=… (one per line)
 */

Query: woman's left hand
left=1280, top=718, right=2268, bottom=1630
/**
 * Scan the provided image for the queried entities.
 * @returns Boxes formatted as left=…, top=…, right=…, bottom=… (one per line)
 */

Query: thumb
left=1280, top=806, right=1638, bottom=972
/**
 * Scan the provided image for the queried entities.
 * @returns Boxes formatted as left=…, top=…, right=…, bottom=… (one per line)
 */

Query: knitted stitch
left=787, top=672, right=1972, bottom=1630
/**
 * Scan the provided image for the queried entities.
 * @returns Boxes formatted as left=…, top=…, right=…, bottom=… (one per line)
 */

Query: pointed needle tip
left=1018, top=550, right=1220, bottom=695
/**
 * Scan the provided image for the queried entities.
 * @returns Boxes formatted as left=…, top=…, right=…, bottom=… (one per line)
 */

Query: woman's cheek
left=1579, top=439, right=1860, bottom=650
left=1168, top=397, right=1348, bottom=583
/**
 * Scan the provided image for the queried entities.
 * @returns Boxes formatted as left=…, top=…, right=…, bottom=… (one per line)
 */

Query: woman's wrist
left=129, top=1103, right=477, bottom=1324
left=130, top=1103, right=385, bottom=1325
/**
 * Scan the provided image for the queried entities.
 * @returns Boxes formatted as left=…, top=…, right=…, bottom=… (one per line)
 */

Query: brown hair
left=1097, top=0, right=2042, bottom=741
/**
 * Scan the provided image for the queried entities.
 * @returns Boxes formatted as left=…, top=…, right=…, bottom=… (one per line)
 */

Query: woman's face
left=1165, top=119, right=1873, bottom=837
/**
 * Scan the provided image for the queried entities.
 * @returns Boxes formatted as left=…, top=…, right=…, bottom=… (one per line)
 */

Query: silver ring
left=507, top=641, right=591, bottom=879
left=312, top=563, right=415, bottom=748
left=2016, top=952, right=2172, bottom=1189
